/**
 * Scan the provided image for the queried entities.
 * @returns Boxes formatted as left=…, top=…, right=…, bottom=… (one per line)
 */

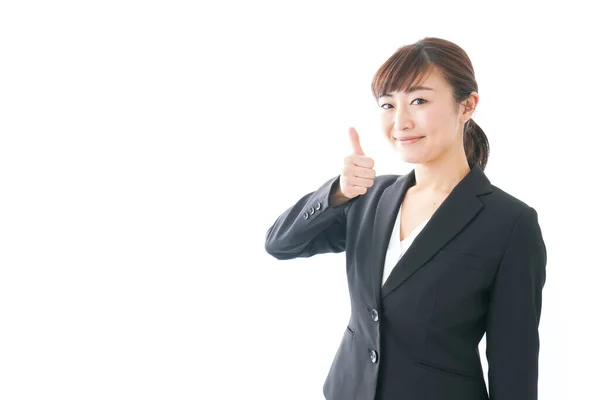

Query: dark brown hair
left=371, top=37, right=489, bottom=170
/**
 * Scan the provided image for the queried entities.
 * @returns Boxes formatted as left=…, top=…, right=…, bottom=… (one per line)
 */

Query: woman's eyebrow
left=379, top=86, right=435, bottom=98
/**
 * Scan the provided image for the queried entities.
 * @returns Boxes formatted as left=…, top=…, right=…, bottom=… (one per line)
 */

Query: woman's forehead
left=386, top=69, right=445, bottom=95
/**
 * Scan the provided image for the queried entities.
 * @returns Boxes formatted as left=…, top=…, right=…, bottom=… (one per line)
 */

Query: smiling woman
left=265, top=36, right=546, bottom=400
left=371, top=38, right=489, bottom=173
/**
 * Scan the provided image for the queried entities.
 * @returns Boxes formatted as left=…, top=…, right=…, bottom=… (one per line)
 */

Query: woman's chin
left=394, top=150, right=424, bottom=164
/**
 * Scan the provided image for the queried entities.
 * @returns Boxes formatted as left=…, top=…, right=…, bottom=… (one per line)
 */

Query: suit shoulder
left=374, top=173, right=401, bottom=187
left=345, top=174, right=399, bottom=211
left=486, top=184, right=535, bottom=220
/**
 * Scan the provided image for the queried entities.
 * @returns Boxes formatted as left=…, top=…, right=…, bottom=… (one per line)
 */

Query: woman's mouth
left=396, top=136, right=424, bottom=144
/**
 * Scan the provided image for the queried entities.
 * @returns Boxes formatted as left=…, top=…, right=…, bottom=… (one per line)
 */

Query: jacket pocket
left=414, top=359, right=481, bottom=382
left=437, top=249, right=487, bottom=271
left=346, top=325, right=355, bottom=336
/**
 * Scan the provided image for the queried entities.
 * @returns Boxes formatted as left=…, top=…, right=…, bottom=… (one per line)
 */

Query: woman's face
left=377, top=68, right=473, bottom=165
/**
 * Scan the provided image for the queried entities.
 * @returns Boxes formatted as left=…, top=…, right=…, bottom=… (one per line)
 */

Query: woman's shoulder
left=367, top=174, right=404, bottom=196
left=486, top=183, right=534, bottom=215
left=374, top=173, right=402, bottom=185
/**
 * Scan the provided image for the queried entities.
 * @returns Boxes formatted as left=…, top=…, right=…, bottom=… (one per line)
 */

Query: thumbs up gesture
left=338, top=127, right=376, bottom=199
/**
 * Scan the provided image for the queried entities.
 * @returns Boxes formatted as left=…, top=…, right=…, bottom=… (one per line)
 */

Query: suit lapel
left=370, top=162, right=493, bottom=302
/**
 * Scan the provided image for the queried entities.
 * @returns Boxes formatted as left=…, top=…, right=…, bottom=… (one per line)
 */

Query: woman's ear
left=461, top=92, right=479, bottom=123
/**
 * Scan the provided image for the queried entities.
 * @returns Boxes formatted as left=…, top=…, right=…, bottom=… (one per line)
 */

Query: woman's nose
left=393, top=107, right=414, bottom=131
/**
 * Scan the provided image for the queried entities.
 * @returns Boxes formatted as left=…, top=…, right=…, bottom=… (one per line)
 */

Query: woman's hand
left=337, top=127, right=376, bottom=199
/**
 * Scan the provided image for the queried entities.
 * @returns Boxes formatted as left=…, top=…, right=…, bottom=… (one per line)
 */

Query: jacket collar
left=370, top=161, right=493, bottom=302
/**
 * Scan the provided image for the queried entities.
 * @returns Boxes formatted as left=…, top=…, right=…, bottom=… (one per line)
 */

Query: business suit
left=264, top=161, right=547, bottom=400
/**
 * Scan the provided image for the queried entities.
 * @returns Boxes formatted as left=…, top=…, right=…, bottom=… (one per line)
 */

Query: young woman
left=265, top=37, right=546, bottom=400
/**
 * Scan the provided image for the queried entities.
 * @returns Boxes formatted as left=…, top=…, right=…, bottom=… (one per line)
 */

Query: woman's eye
left=380, top=99, right=426, bottom=109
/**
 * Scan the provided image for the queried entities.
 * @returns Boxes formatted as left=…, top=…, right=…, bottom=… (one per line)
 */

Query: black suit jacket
left=265, top=162, right=547, bottom=400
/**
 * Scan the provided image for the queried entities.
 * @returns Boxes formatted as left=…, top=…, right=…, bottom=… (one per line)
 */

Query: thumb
left=348, top=127, right=365, bottom=156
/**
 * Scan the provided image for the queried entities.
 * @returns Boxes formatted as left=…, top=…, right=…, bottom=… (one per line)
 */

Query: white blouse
left=381, top=203, right=431, bottom=286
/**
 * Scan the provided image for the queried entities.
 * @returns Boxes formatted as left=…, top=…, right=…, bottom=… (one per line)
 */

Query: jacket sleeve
left=485, top=206, right=547, bottom=400
left=264, top=174, right=358, bottom=260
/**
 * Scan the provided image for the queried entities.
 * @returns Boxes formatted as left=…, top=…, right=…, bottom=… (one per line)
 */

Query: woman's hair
left=371, top=37, right=489, bottom=171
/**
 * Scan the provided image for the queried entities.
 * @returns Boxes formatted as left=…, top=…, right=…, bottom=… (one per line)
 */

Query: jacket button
left=371, top=309, right=379, bottom=322
left=315, top=202, right=321, bottom=211
left=308, top=206, right=315, bottom=215
left=370, top=349, right=378, bottom=363
left=303, top=212, right=309, bottom=219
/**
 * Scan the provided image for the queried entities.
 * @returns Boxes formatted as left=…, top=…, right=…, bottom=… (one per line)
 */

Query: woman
left=265, top=37, right=546, bottom=400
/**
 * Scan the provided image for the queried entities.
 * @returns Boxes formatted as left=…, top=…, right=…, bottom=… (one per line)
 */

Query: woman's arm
left=485, top=206, right=547, bottom=400
left=264, top=174, right=357, bottom=260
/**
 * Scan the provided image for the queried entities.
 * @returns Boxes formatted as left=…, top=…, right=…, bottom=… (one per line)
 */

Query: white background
left=1, top=1, right=597, bottom=399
